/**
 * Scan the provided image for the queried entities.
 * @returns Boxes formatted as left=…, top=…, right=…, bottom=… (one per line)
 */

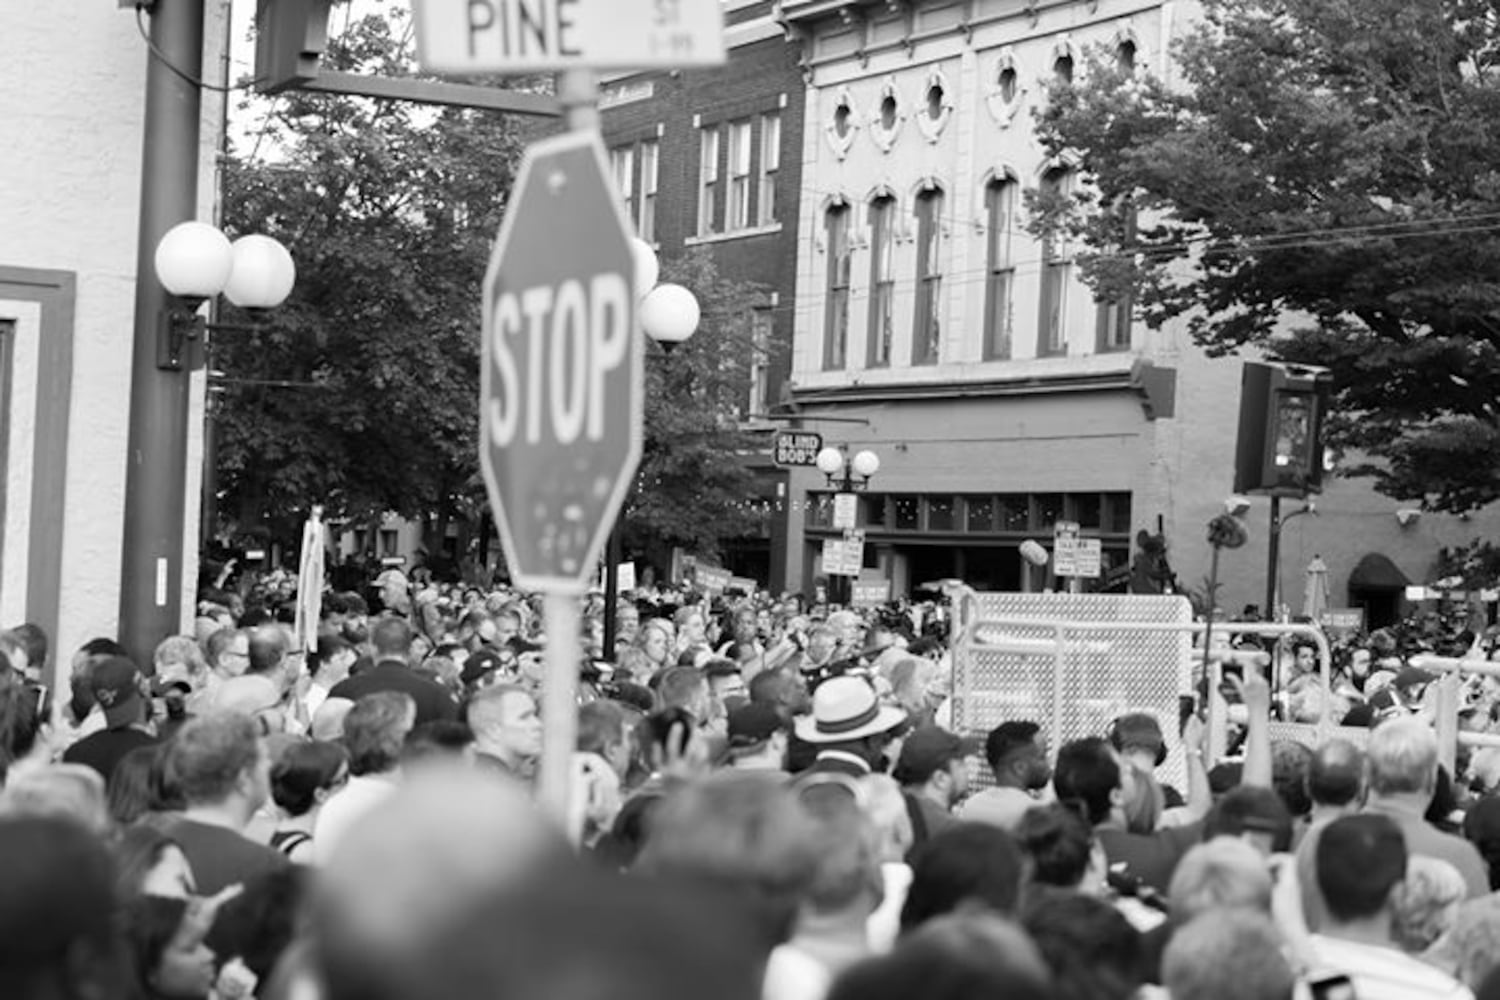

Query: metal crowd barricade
left=1409, top=654, right=1500, bottom=773
left=948, top=592, right=1335, bottom=788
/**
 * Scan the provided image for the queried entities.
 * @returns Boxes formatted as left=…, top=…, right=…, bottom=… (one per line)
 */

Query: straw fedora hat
left=795, top=676, right=907, bottom=744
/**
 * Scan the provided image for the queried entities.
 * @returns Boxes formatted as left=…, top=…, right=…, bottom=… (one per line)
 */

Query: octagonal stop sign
left=479, top=131, right=640, bottom=592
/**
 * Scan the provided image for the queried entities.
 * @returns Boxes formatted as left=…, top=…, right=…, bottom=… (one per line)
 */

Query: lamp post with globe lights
left=120, top=220, right=295, bottom=666
left=815, top=445, right=880, bottom=606
left=601, top=239, right=701, bottom=655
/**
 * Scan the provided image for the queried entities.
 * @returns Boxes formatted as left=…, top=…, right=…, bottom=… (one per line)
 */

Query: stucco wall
left=1, top=1, right=225, bottom=672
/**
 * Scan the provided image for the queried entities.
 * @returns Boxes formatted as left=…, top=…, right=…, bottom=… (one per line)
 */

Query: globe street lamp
left=815, top=445, right=880, bottom=606
left=154, top=222, right=296, bottom=369
left=602, top=240, right=702, bottom=654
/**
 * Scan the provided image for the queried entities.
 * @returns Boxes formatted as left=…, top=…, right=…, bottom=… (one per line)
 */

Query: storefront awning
left=1348, top=552, right=1409, bottom=591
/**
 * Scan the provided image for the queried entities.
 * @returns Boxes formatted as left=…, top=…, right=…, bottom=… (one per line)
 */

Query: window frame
left=758, top=112, right=781, bottom=226
left=823, top=204, right=852, bottom=370
left=867, top=194, right=897, bottom=368
left=727, top=119, right=753, bottom=232
left=609, top=146, right=635, bottom=225
left=911, top=187, right=945, bottom=366
left=638, top=139, right=659, bottom=244
left=983, top=177, right=1016, bottom=360
left=1037, top=167, right=1073, bottom=358
left=698, top=127, right=721, bottom=237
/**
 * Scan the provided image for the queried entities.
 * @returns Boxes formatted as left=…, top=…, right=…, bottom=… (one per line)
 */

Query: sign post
left=479, top=128, right=641, bottom=824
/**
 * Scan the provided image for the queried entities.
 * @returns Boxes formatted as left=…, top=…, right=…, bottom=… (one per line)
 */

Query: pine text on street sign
left=479, top=131, right=640, bottom=592
left=413, top=0, right=726, bottom=73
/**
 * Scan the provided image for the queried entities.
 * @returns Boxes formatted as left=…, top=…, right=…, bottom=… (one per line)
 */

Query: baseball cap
left=893, top=726, right=981, bottom=784
left=507, top=636, right=543, bottom=656
left=726, top=703, right=787, bottom=749
left=1394, top=666, right=1436, bottom=692
left=89, top=656, right=143, bottom=729
left=460, top=648, right=508, bottom=687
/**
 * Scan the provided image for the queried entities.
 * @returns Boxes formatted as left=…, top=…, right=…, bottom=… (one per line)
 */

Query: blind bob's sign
left=774, top=432, right=824, bottom=467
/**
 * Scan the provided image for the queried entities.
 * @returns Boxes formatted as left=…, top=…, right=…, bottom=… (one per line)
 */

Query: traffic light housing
left=1233, top=361, right=1333, bottom=497
left=253, top=0, right=336, bottom=95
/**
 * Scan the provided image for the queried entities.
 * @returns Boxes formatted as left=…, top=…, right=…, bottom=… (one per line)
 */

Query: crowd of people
left=2, top=567, right=1500, bottom=999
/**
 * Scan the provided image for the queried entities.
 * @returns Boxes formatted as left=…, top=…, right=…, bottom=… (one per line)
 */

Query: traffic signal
left=253, top=0, right=336, bottom=95
left=1232, top=361, right=1333, bottom=496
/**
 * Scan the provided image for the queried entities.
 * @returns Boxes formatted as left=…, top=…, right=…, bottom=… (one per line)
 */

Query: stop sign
left=479, top=131, right=640, bottom=592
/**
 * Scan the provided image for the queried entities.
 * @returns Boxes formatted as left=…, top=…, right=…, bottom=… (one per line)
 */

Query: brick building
left=600, top=0, right=807, bottom=589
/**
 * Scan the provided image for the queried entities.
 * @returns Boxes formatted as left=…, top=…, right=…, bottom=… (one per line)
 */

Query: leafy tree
left=626, top=248, right=774, bottom=561
left=215, top=9, right=534, bottom=551
left=1036, top=0, right=1500, bottom=512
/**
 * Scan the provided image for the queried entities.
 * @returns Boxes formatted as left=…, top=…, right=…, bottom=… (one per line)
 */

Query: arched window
left=867, top=195, right=897, bottom=367
left=983, top=178, right=1016, bottom=360
left=998, top=65, right=1018, bottom=103
left=912, top=187, right=945, bottom=365
left=1116, top=39, right=1137, bottom=74
left=1037, top=167, right=1073, bottom=357
left=824, top=204, right=851, bottom=370
left=1053, top=54, right=1074, bottom=87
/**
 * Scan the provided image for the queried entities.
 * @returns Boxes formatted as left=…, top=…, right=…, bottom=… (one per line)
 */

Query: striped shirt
left=1307, top=935, right=1473, bottom=1000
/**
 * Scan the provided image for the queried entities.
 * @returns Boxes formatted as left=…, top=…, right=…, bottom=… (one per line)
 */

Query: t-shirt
left=328, top=660, right=458, bottom=726
left=1297, top=801, right=1489, bottom=932
left=62, top=727, right=157, bottom=783
left=313, top=774, right=398, bottom=865
left=1307, top=934, right=1473, bottom=1000
left=1096, top=820, right=1203, bottom=895
left=958, top=786, right=1041, bottom=831
left=163, top=817, right=289, bottom=895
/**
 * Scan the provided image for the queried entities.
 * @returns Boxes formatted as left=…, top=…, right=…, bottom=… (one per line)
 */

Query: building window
left=1053, top=53, right=1074, bottom=86
left=912, top=188, right=944, bottom=365
left=999, top=66, right=1018, bottom=103
left=748, top=307, right=773, bottom=419
left=609, top=146, right=634, bottom=223
left=983, top=178, right=1015, bottom=360
left=867, top=195, right=896, bottom=367
left=727, top=120, right=752, bottom=231
left=1037, top=167, right=1072, bottom=357
left=638, top=140, right=658, bottom=243
left=697, top=127, right=720, bottom=236
left=1095, top=200, right=1135, bottom=352
left=759, top=112, right=781, bottom=225
left=824, top=204, right=851, bottom=370
left=1116, top=39, right=1137, bottom=74
left=380, top=529, right=399, bottom=557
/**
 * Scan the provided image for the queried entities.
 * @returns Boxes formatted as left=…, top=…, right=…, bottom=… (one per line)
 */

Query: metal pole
left=1264, top=495, right=1281, bottom=621
left=603, top=524, right=621, bottom=654
left=120, top=0, right=205, bottom=666
left=535, top=67, right=601, bottom=829
left=538, top=590, right=581, bottom=826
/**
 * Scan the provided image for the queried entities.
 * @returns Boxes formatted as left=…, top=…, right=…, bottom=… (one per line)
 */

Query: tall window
left=638, top=140, right=659, bottom=243
left=698, top=127, right=720, bottom=237
left=758, top=112, right=781, bottom=226
left=727, top=120, right=753, bottom=231
left=747, top=308, right=773, bottom=419
left=824, top=204, right=851, bottom=370
left=911, top=189, right=944, bottom=365
left=983, top=178, right=1016, bottom=360
left=609, top=147, right=634, bottom=223
left=867, top=195, right=896, bottom=367
left=1037, top=167, right=1072, bottom=356
left=1095, top=200, right=1136, bottom=352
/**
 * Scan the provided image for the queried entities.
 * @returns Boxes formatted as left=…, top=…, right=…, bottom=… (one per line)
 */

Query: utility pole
left=119, top=0, right=206, bottom=666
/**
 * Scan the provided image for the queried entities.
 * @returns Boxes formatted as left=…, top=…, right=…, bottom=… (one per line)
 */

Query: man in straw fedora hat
left=794, top=675, right=908, bottom=779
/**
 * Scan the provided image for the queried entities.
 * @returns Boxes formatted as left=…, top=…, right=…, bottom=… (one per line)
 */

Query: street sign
left=479, top=130, right=639, bottom=592
left=1053, top=520, right=1081, bottom=576
left=1074, top=538, right=1102, bottom=579
left=773, top=431, right=824, bottom=467
left=832, top=493, right=858, bottom=530
left=413, top=0, right=727, bottom=74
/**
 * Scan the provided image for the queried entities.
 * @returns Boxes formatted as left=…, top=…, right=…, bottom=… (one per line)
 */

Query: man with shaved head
left=1295, top=739, right=1366, bottom=931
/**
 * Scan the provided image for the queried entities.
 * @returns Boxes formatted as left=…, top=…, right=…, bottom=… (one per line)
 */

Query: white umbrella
left=294, top=505, right=326, bottom=654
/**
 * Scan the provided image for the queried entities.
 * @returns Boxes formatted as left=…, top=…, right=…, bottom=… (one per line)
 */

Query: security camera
left=1395, top=508, right=1421, bottom=527
left=1224, top=496, right=1252, bottom=517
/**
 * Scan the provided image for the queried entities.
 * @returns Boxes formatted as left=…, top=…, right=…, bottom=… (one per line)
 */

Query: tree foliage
left=628, top=248, right=774, bottom=559
left=1037, top=0, right=1500, bottom=512
left=216, top=9, right=533, bottom=543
